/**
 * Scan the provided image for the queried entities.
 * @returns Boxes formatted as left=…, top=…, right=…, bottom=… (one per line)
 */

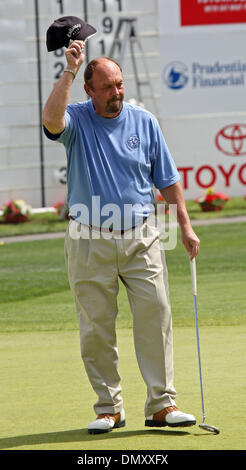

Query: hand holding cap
left=46, top=15, right=97, bottom=51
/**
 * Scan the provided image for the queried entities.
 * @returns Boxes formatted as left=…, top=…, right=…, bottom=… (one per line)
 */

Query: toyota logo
left=215, top=124, right=246, bottom=156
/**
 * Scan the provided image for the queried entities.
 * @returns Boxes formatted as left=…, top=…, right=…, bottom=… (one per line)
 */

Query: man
left=42, top=40, right=200, bottom=434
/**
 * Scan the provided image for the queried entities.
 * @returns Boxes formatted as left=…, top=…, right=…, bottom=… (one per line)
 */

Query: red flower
left=215, top=192, right=230, bottom=201
left=53, top=201, right=64, bottom=215
left=205, top=194, right=216, bottom=203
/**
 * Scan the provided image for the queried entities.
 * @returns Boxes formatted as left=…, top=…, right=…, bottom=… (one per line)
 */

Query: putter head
left=199, top=423, right=220, bottom=434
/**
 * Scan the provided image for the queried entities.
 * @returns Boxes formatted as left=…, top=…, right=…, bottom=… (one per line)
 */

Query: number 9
left=102, top=17, right=113, bottom=34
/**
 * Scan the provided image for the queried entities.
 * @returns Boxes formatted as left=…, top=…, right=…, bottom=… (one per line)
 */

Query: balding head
left=83, top=56, right=124, bottom=118
left=84, top=57, right=122, bottom=90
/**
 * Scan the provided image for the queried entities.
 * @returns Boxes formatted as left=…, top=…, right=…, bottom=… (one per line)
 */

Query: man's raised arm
left=42, top=40, right=86, bottom=135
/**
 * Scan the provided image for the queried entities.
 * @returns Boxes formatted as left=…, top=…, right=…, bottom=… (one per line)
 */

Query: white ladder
left=109, top=18, right=159, bottom=115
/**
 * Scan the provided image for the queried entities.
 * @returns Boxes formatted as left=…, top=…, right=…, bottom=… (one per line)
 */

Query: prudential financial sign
left=163, top=60, right=246, bottom=90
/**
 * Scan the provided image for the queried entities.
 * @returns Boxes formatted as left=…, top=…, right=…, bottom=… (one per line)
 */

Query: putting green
left=0, top=326, right=245, bottom=450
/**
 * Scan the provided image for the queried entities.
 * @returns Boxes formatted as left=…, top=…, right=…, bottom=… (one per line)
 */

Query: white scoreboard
left=0, top=0, right=160, bottom=208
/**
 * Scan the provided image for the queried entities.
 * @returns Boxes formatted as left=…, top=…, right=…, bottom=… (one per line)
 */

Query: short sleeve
left=43, top=108, right=76, bottom=146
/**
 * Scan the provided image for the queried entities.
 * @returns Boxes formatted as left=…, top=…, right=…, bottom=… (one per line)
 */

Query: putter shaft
left=190, top=259, right=220, bottom=435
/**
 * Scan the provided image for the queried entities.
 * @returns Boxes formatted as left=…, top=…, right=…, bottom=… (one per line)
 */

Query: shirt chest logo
left=126, top=135, right=140, bottom=150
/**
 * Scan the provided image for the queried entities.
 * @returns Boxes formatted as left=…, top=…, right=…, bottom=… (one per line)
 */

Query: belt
left=69, top=216, right=147, bottom=234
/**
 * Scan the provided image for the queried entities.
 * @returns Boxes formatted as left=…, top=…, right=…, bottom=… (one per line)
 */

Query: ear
left=84, top=83, right=93, bottom=97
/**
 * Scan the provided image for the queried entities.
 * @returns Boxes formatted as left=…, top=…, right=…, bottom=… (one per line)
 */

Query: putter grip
left=190, top=258, right=197, bottom=296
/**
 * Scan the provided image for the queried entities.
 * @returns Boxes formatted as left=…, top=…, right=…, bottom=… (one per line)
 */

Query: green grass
left=0, top=327, right=245, bottom=450
left=167, top=222, right=246, bottom=326
left=0, top=212, right=68, bottom=237
left=0, top=221, right=245, bottom=451
left=185, top=196, right=246, bottom=220
left=0, top=223, right=245, bottom=332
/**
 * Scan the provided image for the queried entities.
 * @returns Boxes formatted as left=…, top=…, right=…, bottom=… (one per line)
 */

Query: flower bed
left=1, top=200, right=32, bottom=223
left=195, top=187, right=230, bottom=212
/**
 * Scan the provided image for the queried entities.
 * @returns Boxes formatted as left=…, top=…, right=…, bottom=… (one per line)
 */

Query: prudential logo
left=163, top=59, right=246, bottom=91
left=163, top=61, right=189, bottom=90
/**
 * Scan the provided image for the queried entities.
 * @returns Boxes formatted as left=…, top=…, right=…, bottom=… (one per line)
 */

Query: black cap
left=46, top=16, right=97, bottom=51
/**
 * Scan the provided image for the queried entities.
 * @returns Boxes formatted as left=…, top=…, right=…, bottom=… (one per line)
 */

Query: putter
left=190, top=258, right=220, bottom=434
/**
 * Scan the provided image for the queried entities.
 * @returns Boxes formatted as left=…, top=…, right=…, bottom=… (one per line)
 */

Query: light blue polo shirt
left=44, top=100, right=180, bottom=229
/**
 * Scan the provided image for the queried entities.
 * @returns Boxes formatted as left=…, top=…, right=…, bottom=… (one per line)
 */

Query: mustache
left=108, top=96, right=123, bottom=103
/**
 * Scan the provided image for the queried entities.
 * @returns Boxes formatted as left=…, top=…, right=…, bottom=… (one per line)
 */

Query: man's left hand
left=181, top=226, right=200, bottom=260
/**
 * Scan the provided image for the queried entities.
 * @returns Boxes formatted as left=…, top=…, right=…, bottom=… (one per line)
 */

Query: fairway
left=1, top=223, right=246, bottom=331
left=0, top=222, right=245, bottom=451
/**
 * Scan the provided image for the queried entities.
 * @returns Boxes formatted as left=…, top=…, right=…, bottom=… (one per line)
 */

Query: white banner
left=163, top=114, right=246, bottom=198
left=159, top=31, right=246, bottom=117
left=157, top=0, right=246, bottom=197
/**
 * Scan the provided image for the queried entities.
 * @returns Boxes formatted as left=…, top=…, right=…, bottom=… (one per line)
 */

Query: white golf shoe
left=145, top=406, right=196, bottom=428
left=88, top=409, right=126, bottom=434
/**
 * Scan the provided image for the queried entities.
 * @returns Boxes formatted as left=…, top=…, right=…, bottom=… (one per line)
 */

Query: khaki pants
left=64, top=217, right=177, bottom=417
